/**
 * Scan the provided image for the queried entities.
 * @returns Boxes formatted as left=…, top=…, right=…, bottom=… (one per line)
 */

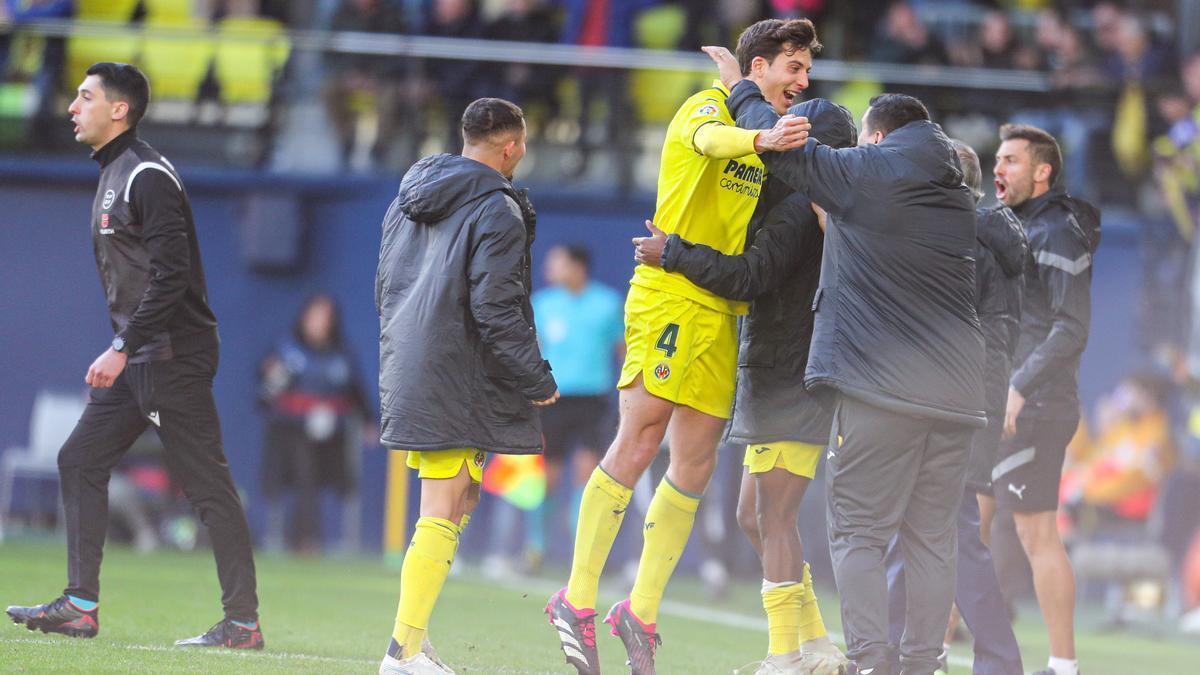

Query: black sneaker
left=6, top=596, right=98, bottom=638
left=175, top=618, right=264, bottom=649
left=604, top=598, right=661, bottom=675
left=545, top=587, right=600, bottom=675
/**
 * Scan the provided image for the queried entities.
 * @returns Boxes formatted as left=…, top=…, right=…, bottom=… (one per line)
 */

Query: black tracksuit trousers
left=57, top=348, right=258, bottom=621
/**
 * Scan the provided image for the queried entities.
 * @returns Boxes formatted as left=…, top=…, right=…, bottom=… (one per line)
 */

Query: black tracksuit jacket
left=90, top=128, right=218, bottom=363
left=1009, top=185, right=1101, bottom=419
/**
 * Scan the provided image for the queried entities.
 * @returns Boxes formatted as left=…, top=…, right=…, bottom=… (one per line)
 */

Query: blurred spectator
left=423, top=0, right=487, bottom=154
left=321, top=0, right=407, bottom=170
left=1153, top=52, right=1200, bottom=242
left=1061, top=374, right=1175, bottom=524
left=869, top=0, right=948, bottom=66
left=951, top=9, right=1040, bottom=71
left=1090, top=1, right=1124, bottom=55
left=1011, top=19, right=1108, bottom=201
left=559, top=0, right=655, bottom=189
left=0, top=0, right=71, bottom=146
left=483, top=0, right=562, bottom=130
left=259, top=294, right=369, bottom=554
left=1145, top=53, right=1200, bottom=362
left=483, top=244, right=623, bottom=575
left=1108, top=13, right=1177, bottom=180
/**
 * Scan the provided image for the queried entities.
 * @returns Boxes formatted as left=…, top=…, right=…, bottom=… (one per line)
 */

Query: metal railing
left=2, top=18, right=1054, bottom=93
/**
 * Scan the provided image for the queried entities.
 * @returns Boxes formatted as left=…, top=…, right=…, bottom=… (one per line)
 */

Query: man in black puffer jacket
left=885, top=141, right=1026, bottom=675
left=703, top=45, right=984, bottom=675
left=374, top=98, right=558, bottom=674
left=632, top=98, right=855, bottom=674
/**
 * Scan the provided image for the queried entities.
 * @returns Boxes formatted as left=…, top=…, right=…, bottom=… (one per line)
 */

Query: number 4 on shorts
left=655, top=323, right=680, bottom=359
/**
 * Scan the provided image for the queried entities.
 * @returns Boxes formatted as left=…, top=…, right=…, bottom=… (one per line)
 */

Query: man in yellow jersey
left=633, top=98, right=858, bottom=675
left=545, top=19, right=820, bottom=675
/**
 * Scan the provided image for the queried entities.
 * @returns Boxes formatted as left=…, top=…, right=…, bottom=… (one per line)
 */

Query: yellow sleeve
left=675, top=94, right=758, bottom=159
left=692, top=123, right=759, bottom=159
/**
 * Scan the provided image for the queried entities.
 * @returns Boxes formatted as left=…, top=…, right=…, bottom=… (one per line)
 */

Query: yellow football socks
left=565, top=467, right=633, bottom=610
left=392, top=517, right=459, bottom=657
left=629, top=478, right=701, bottom=624
left=762, top=580, right=803, bottom=655
left=797, top=563, right=828, bottom=643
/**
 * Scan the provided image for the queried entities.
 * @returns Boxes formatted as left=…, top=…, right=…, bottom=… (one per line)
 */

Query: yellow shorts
left=744, top=441, right=823, bottom=479
left=617, top=285, right=738, bottom=419
left=404, top=448, right=487, bottom=483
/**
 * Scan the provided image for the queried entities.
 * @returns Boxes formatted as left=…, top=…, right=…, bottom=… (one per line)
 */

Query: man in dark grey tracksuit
left=6, top=63, right=260, bottom=650
left=714, top=59, right=985, bottom=673
left=886, top=141, right=1026, bottom=675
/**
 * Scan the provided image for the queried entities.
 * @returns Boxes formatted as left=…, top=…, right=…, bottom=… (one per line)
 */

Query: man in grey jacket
left=375, top=97, right=559, bottom=675
left=704, top=47, right=984, bottom=675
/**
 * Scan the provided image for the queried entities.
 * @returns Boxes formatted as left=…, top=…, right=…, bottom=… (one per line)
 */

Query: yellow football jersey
left=630, top=81, right=766, bottom=316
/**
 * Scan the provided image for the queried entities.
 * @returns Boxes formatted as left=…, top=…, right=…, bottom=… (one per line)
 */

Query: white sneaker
left=379, top=651, right=451, bottom=675
left=421, top=638, right=455, bottom=673
left=751, top=651, right=805, bottom=674
left=797, top=641, right=850, bottom=675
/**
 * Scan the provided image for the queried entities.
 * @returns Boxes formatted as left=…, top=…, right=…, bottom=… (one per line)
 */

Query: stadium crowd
left=3, top=0, right=1200, bottom=671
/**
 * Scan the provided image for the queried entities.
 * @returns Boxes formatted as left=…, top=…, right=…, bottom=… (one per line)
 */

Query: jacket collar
left=91, top=128, right=138, bottom=168
left=1013, top=184, right=1066, bottom=222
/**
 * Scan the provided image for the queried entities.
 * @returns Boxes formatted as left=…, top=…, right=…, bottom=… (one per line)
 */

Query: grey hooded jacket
left=376, top=153, right=556, bottom=454
left=728, top=80, right=986, bottom=427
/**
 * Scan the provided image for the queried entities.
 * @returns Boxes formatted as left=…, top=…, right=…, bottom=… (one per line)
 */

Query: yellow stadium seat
left=76, top=0, right=139, bottom=20
left=212, top=16, right=290, bottom=105
left=631, top=5, right=704, bottom=124
left=66, top=23, right=140, bottom=89
left=143, top=0, right=196, bottom=21
left=139, top=16, right=213, bottom=101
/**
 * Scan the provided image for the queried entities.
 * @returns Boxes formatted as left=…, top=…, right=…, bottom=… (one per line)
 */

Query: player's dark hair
left=86, top=62, right=150, bottom=128
left=735, top=18, right=822, bottom=76
left=999, top=122, right=1063, bottom=187
left=462, top=97, right=525, bottom=145
left=864, top=93, right=929, bottom=136
left=560, top=244, right=592, bottom=273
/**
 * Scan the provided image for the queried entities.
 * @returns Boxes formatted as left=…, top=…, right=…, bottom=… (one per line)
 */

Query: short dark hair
left=999, top=123, right=1063, bottom=186
left=86, top=62, right=150, bottom=127
left=864, top=93, right=929, bottom=136
left=461, top=97, right=525, bottom=145
left=559, top=244, right=592, bottom=272
left=735, top=18, right=822, bottom=76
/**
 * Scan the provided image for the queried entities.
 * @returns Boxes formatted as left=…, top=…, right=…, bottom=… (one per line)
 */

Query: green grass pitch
left=0, top=540, right=1195, bottom=673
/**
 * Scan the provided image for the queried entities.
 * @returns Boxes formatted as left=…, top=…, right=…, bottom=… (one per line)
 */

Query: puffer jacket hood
left=885, top=121, right=964, bottom=189
left=977, top=204, right=1028, bottom=278
left=790, top=98, right=857, bottom=151
left=398, top=153, right=514, bottom=224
